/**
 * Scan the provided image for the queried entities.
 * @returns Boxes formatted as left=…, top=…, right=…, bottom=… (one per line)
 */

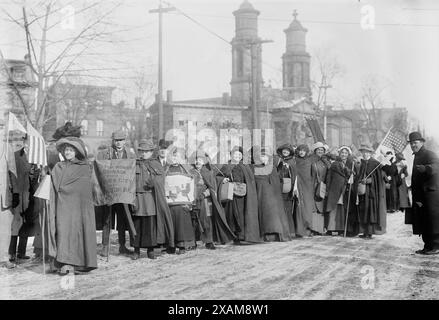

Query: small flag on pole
left=380, top=127, right=408, bottom=154
left=26, top=122, right=47, bottom=167
left=34, top=175, right=51, bottom=200
left=7, top=112, right=27, bottom=134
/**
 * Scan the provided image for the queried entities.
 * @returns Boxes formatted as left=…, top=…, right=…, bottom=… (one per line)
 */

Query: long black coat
left=410, top=146, right=439, bottom=235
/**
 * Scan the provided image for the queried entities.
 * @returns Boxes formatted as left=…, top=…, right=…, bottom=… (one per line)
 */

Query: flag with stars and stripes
left=380, top=127, right=408, bottom=154
left=26, top=122, right=47, bottom=167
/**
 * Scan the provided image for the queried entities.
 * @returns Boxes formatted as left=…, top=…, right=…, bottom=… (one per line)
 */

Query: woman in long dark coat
left=382, top=151, right=399, bottom=213
left=52, top=137, right=97, bottom=275
left=131, top=140, right=158, bottom=260
left=310, top=142, right=330, bottom=235
left=395, top=152, right=410, bottom=212
left=324, top=146, right=358, bottom=236
left=294, top=144, right=314, bottom=237
left=354, top=144, right=387, bottom=239
left=165, top=148, right=196, bottom=254
left=190, top=152, right=235, bottom=249
left=218, top=146, right=262, bottom=244
left=253, top=147, right=290, bottom=242
left=276, top=143, right=296, bottom=237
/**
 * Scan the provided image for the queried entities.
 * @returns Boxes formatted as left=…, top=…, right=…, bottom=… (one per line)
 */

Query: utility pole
left=150, top=1, right=175, bottom=140
left=319, top=80, right=332, bottom=141
left=245, top=39, right=272, bottom=131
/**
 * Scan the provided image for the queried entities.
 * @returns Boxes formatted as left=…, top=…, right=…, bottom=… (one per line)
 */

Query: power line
left=175, top=11, right=439, bottom=28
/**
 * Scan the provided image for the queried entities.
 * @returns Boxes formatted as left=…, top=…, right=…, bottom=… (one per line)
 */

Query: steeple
left=282, top=10, right=311, bottom=100
left=230, top=0, right=262, bottom=105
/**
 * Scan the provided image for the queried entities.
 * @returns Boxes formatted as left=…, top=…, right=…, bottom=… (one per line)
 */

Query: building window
left=207, top=122, right=212, bottom=127
left=96, top=100, right=103, bottom=110
left=179, top=120, right=185, bottom=127
left=96, top=120, right=104, bottom=137
left=80, top=119, right=88, bottom=136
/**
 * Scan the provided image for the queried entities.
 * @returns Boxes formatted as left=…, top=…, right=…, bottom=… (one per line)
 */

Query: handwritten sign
left=94, top=159, right=136, bottom=205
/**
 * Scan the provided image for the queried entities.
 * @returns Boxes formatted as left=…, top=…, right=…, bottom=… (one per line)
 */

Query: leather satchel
left=220, top=181, right=234, bottom=202
left=314, top=163, right=326, bottom=201
left=233, top=182, right=247, bottom=197
left=282, top=177, right=292, bottom=193
left=315, top=181, right=326, bottom=201
left=358, top=182, right=366, bottom=195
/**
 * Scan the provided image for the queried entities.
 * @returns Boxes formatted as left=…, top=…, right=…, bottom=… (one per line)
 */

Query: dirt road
left=1, top=212, right=438, bottom=300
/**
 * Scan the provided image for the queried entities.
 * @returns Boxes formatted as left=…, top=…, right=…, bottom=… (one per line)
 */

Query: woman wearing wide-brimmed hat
left=51, top=136, right=97, bottom=275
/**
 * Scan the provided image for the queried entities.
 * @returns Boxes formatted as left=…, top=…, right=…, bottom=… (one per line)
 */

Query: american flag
left=26, top=122, right=47, bottom=167
left=305, top=116, right=325, bottom=143
left=380, top=127, right=408, bottom=154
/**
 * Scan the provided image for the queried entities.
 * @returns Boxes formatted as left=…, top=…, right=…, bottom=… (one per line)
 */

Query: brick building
left=44, top=81, right=145, bottom=156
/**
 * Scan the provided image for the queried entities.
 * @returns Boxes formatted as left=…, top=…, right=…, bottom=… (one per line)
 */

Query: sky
left=1, top=0, right=439, bottom=139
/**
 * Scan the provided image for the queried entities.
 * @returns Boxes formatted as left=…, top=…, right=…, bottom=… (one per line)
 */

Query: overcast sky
left=2, top=0, right=439, bottom=138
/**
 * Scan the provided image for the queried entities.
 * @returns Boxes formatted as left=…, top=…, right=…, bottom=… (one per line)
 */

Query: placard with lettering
left=94, top=159, right=136, bottom=205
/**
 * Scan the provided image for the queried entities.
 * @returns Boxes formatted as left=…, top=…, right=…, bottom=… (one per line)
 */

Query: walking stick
left=106, top=205, right=112, bottom=263
left=344, top=161, right=355, bottom=238
left=42, top=201, right=46, bottom=275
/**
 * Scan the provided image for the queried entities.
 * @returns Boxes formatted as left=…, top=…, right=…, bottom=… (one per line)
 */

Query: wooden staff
left=106, top=205, right=112, bottom=262
left=42, top=200, right=46, bottom=275
left=344, top=161, right=355, bottom=238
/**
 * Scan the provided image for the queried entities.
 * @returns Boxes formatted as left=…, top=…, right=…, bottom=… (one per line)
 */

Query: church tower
left=282, top=10, right=311, bottom=100
left=230, top=0, right=262, bottom=106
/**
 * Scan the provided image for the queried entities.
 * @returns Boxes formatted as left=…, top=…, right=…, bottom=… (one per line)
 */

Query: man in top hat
left=97, top=130, right=136, bottom=257
left=408, top=132, right=439, bottom=255
left=354, top=143, right=386, bottom=239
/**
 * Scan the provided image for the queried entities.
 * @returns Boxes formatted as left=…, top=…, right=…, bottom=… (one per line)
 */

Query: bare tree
left=310, top=46, right=345, bottom=110
left=1, top=0, right=127, bottom=132
left=358, top=74, right=392, bottom=144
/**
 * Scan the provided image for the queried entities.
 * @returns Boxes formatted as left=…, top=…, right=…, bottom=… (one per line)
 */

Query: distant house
left=0, top=54, right=37, bottom=146
left=44, top=81, right=145, bottom=156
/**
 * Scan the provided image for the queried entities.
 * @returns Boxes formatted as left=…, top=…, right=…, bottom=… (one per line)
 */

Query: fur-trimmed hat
left=52, top=122, right=81, bottom=141
left=56, top=136, right=87, bottom=159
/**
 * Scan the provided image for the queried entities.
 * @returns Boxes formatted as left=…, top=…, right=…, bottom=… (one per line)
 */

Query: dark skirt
left=169, top=205, right=195, bottom=248
left=326, top=204, right=345, bottom=232
left=131, top=216, right=157, bottom=248
left=283, top=200, right=295, bottom=237
left=224, top=196, right=245, bottom=240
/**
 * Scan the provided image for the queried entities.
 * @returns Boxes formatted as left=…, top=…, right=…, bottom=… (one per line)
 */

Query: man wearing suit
left=409, top=131, right=439, bottom=255
left=157, top=139, right=170, bottom=168
left=97, top=130, right=136, bottom=256
left=8, top=135, right=39, bottom=262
